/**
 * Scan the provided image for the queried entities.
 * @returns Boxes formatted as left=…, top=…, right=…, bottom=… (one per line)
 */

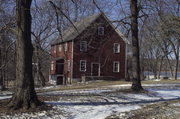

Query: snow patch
left=57, top=104, right=140, bottom=119
left=148, top=89, right=180, bottom=100
left=1, top=83, right=180, bottom=118
left=172, top=103, right=180, bottom=106
left=143, top=83, right=179, bottom=87
left=106, top=84, right=131, bottom=88
left=0, top=95, right=12, bottom=100
left=125, top=94, right=160, bottom=101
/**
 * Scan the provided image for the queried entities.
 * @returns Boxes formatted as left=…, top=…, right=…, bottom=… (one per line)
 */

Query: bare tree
left=140, top=0, right=180, bottom=80
left=8, top=0, right=41, bottom=110
left=161, top=15, right=180, bottom=80
left=130, top=0, right=143, bottom=91
left=0, top=0, right=16, bottom=91
left=31, top=1, right=56, bottom=87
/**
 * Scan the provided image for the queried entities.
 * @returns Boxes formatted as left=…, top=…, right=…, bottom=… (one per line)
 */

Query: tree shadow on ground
left=46, top=97, right=180, bottom=106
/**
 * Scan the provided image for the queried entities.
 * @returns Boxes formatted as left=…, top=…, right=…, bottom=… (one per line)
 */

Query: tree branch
left=49, top=1, right=79, bottom=34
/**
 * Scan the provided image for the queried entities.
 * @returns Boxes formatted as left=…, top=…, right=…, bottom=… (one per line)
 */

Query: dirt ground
left=106, top=99, right=180, bottom=119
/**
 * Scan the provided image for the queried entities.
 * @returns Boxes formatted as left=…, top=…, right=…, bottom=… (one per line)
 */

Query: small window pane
left=51, top=61, right=54, bottom=70
left=98, top=27, right=104, bottom=35
left=80, top=41, right=87, bottom=52
left=67, top=60, right=70, bottom=71
left=113, top=61, right=119, bottom=72
left=58, top=45, right=61, bottom=52
left=64, top=43, right=68, bottom=51
left=114, top=43, right=120, bottom=53
left=54, top=46, right=56, bottom=53
left=80, top=60, right=86, bottom=72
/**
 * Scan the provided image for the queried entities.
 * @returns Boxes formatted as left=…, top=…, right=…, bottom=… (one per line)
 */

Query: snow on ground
left=0, top=91, right=12, bottom=100
left=172, top=103, right=180, bottom=106
left=147, top=88, right=180, bottom=100
left=59, top=104, right=140, bottom=119
left=105, top=84, right=131, bottom=88
left=0, top=83, right=180, bottom=119
left=106, top=83, right=180, bottom=88
left=36, top=85, right=61, bottom=90
left=0, top=95, right=12, bottom=100
left=143, top=83, right=180, bottom=87
left=42, top=83, right=180, bottom=119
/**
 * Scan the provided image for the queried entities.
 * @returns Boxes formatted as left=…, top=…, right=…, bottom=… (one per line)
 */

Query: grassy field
left=37, top=79, right=180, bottom=92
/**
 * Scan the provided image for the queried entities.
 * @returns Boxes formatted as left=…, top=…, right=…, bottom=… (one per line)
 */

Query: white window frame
left=53, top=46, right=56, bottom=53
left=114, top=43, right=120, bottom=53
left=64, top=42, right=68, bottom=52
left=113, top=61, right=120, bottom=72
left=98, top=26, right=104, bottom=35
left=51, top=61, right=54, bottom=70
left=58, top=44, right=62, bottom=52
left=67, top=60, right=70, bottom=71
left=80, top=41, right=87, bottom=52
left=80, top=60, right=86, bottom=72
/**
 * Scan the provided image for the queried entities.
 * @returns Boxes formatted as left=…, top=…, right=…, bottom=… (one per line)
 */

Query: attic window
left=98, top=26, right=104, bottom=35
left=80, top=41, right=87, bottom=52
left=114, top=43, right=120, bottom=53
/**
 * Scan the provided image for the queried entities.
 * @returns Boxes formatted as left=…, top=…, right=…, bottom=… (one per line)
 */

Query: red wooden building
left=50, top=13, right=128, bottom=84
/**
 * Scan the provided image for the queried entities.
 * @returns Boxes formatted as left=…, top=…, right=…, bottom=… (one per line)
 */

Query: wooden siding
left=73, top=15, right=126, bottom=79
left=50, top=14, right=126, bottom=80
left=50, top=41, right=73, bottom=80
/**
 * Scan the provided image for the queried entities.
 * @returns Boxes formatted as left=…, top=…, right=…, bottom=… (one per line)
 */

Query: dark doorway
left=92, top=63, right=100, bottom=76
left=57, top=76, right=63, bottom=85
left=56, top=59, right=64, bottom=75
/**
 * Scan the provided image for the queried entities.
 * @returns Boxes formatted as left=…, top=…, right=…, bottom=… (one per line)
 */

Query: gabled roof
left=51, top=13, right=129, bottom=45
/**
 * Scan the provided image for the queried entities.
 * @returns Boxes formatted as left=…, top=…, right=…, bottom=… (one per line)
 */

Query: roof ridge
left=51, top=13, right=102, bottom=45
left=51, top=12, right=129, bottom=45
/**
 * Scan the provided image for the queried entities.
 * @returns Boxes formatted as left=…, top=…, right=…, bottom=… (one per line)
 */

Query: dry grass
left=128, top=99, right=180, bottom=119
left=37, top=79, right=180, bottom=93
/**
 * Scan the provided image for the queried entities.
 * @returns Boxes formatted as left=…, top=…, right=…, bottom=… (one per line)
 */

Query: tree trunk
left=35, top=40, right=46, bottom=87
left=130, top=0, right=143, bottom=91
left=174, top=41, right=179, bottom=80
left=8, top=0, right=42, bottom=110
left=153, top=69, right=157, bottom=79
left=0, top=39, right=5, bottom=91
left=37, top=61, right=46, bottom=87
left=174, top=54, right=179, bottom=80
left=157, top=57, right=164, bottom=79
left=0, top=45, right=2, bottom=91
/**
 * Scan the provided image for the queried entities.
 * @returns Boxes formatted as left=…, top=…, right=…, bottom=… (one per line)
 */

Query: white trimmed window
left=64, top=43, right=68, bottom=51
left=113, top=61, right=120, bottom=72
left=67, top=60, right=70, bottom=71
left=98, top=26, right=104, bottom=35
left=51, top=61, right=54, bottom=70
left=53, top=46, right=56, bottom=53
left=80, top=60, right=86, bottom=72
left=80, top=41, right=87, bottom=52
left=58, top=44, right=62, bottom=52
left=114, top=43, right=120, bottom=53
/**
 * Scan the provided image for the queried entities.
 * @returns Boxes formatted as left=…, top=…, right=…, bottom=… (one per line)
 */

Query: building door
left=91, top=63, right=100, bottom=76
left=56, top=59, right=64, bottom=75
